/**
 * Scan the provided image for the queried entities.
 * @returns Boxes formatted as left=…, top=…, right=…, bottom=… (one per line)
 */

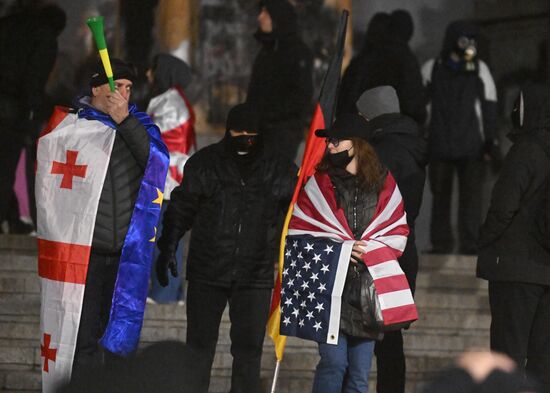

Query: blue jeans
left=149, top=201, right=184, bottom=303
left=312, top=333, right=375, bottom=393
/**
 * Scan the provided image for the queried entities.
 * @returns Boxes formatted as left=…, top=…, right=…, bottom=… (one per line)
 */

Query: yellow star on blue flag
left=149, top=227, right=157, bottom=243
left=152, top=188, right=163, bottom=208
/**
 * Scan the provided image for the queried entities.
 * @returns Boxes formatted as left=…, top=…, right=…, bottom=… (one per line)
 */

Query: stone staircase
left=0, top=234, right=490, bottom=392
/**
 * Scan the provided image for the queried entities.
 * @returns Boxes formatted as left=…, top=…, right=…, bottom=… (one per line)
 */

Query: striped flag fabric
left=281, top=171, right=417, bottom=344
left=36, top=104, right=168, bottom=393
left=147, top=86, right=196, bottom=197
left=267, top=9, right=349, bottom=363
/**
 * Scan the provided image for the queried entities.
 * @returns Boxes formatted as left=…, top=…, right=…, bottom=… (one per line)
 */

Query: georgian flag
left=147, top=86, right=195, bottom=198
left=281, top=172, right=417, bottom=344
left=36, top=105, right=168, bottom=393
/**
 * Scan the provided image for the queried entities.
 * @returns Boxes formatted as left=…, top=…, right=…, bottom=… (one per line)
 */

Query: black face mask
left=328, top=149, right=353, bottom=168
left=231, top=135, right=259, bottom=154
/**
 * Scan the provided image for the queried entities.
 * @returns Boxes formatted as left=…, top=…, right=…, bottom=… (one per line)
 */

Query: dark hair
left=316, top=138, right=386, bottom=193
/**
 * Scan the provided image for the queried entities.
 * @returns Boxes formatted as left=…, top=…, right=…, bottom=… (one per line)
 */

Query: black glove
left=156, top=252, right=178, bottom=287
left=484, top=140, right=503, bottom=173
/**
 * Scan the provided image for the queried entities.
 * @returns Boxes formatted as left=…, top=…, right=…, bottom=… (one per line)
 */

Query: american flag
left=280, top=171, right=417, bottom=345
left=280, top=235, right=351, bottom=344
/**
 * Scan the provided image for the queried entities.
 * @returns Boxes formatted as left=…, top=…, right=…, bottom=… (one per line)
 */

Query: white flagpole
left=270, top=360, right=281, bottom=393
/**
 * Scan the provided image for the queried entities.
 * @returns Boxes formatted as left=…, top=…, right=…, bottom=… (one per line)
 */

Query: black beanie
left=226, top=103, right=260, bottom=133
left=90, top=58, right=137, bottom=87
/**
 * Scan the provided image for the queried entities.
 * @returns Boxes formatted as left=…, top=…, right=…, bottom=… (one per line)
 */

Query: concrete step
left=419, top=254, right=477, bottom=274
left=0, top=235, right=36, bottom=252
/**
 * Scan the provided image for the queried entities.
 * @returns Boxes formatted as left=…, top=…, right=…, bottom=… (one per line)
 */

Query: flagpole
left=270, top=360, right=282, bottom=393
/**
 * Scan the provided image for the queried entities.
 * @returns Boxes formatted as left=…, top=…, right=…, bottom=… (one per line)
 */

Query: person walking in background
left=0, top=4, right=66, bottom=234
left=356, top=86, right=427, bottom=393
left=155, top=103, right=297, bottom=393
left=337, top=10, right=426, bottom=125
left=146, top=53, right=195, bottom=304
left=422, top=20, right=500, bottom=255
left=477, top=84, right=550, bottom=391
left=247, top=0, right=313, bottom=161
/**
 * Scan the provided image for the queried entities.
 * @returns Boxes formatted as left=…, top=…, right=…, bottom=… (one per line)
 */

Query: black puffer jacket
left=91, top=115, right=150, bottom=253
left=328, top=168, right=379, bottom=240
left=158, top=137, right=297, bottom=288
left=367, top=113, right=427, bottom=291
left=477, top=84, right=550, bottom=285
left=247, top=0, right=313, bottom=132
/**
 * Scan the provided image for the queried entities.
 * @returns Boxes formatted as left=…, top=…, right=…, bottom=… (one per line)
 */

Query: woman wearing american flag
left=279, top=113, right=416, bottom=392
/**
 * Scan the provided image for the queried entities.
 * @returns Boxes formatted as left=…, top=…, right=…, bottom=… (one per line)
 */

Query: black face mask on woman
left=328, top=149, right=353, bottom=168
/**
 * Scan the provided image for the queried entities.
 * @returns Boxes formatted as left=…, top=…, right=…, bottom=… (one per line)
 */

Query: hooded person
left=146, top=53, right=196, bottom=304
left=36, top=58, right=169, bottom=391
left=246, top=0, right=313, bottom=162
left=155, top=103, right=297, bottom=393
left=421, top=20, right=500, bottom=254
left=0, top=4, right=66, bottom=234
left=337, top=11, right=427, bottom=125
left=477, top=84, right=550, bottom=391
left=357, top=85, right=427, bottom=393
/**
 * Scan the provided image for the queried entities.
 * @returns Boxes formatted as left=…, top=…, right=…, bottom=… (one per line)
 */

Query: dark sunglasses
left=325, top=137, right=340, bottom=147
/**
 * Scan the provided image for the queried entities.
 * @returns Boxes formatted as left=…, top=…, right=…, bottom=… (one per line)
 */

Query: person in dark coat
left=477, top=84, right=550, bottom=391
left=156, top=103, right=297, bottom=393
left=337, top=11, right=426, bottom=125
left=0, top=4, right=66, bottom=233
left=422, top=20, right=500, bottom=254
left=246, top=0, right=313, bottom=161
left=357, top=86, right=427, bottom=393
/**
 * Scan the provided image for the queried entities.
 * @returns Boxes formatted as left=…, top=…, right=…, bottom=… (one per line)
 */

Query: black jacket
left=368, top=113, right=427, bottom=291
left=477, top=84, right=550, bottom=285
left=91, top=115, right=151, bottom=254
left=247, top=0, right=313, bottom=133
left=337, top=13, right=426, bottom=124
left=158, top=137, right=297, bottom=288
left=423, top=21, right=497, bottom=161
left=0, top=8, right=61, bottom=127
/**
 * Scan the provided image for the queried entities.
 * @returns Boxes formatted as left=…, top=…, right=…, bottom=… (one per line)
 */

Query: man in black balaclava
left=246, top=0, right=313, bottom=162
left=422, top=20, right=501, bottom=254
left=477, top=84, right=550, bottom=391
left=337, top=10, right=426, bottom=125
left=156, top=103, right=297, bottom=393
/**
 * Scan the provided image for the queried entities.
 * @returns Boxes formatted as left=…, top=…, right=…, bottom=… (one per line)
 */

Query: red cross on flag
left=36, top=108, right=116, bottom=393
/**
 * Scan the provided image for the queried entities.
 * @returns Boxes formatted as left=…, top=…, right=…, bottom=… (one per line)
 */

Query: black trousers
left=374, top=327, right=405, bottom=393
left=0, top=126, right=24, bottom=224
left=72, top=251, right=120, bottom=380
left=185, top=281, right=272, bottom=393
left=429, top=159, right=484, bottom=252
left=489, top=281, right=550, bottom=392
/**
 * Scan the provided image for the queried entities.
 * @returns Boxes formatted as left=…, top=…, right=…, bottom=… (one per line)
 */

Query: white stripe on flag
left=327, top=241, right=353, bottom=345
left=368, top=260, right=404, bottom=280
left=378, top=289, right=415, bottom=310
left=287, top=229, right=345, bottom=241
left=147, top=88, right=190, bottom=132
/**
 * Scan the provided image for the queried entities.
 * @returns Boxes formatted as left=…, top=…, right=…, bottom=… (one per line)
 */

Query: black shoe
left=8, top=219, right=35, bottom=235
